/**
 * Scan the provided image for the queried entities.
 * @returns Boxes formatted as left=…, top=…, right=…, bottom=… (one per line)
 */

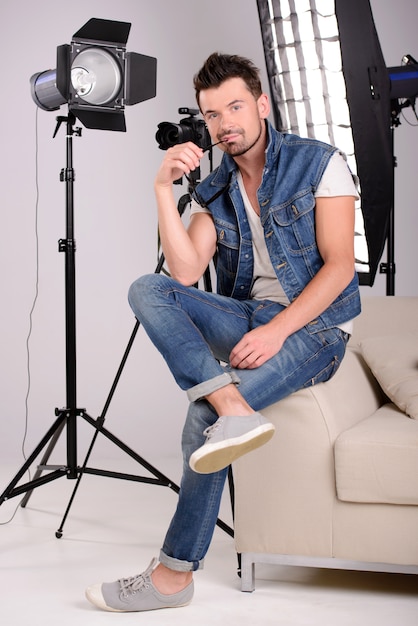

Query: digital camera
left=155, top=107, right=210, bottom=150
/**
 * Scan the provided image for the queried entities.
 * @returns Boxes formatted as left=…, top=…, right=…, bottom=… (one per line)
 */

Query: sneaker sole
left=189, top=423, right=275, bottom=474
left=85, top=586, right=193, bottom=612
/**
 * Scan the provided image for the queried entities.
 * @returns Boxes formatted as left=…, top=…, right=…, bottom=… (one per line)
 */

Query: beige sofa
left=233, top=296, right=418, bottom=591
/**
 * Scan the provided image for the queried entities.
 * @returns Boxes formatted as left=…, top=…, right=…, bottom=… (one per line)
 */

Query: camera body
left=156, top=107, right=210, bottom=150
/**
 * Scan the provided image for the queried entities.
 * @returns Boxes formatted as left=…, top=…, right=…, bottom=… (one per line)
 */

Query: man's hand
left=155, top=142, right=204, bottom=188
left=229, top=323, right=285, bottom=369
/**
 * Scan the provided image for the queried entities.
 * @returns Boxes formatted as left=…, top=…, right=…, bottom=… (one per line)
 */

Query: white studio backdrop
left=0, top=0, right=416, bottom=481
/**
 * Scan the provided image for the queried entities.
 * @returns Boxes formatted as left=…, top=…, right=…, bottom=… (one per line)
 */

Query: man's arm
left=154, top=142, right=217, bottom=285
left=230, top=195, right=356, bottom=369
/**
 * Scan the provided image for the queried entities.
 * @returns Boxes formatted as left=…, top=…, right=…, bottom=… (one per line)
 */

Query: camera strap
left=194, top=171, right=233, bottom=208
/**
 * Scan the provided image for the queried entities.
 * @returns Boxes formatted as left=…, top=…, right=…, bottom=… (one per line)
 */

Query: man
left=86, top=52, right=360, bottom=612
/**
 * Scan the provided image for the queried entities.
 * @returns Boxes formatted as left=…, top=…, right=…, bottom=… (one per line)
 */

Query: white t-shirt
left=190, top=151, right=359, bottom=333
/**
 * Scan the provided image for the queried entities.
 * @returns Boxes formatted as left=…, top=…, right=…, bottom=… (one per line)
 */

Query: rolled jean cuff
left=159, top=549, right=204, bottom=572
left=186, top=371, right=241, bottom=403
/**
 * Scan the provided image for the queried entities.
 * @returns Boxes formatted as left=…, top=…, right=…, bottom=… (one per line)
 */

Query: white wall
left=0, top=0, right=417, bottom=474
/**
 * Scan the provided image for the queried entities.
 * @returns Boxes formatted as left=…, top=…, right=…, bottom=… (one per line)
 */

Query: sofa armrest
left=233, top=347, right=385, bottom=557
left=300, top=347, right=386, bottom=443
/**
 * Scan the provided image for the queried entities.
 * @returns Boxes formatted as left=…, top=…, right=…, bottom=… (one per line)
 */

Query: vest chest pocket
left=213, top=221, right=240, bottom=282
left=214, top=221, right=240, bottom=250
left=270, top=193, right=317, bottom=254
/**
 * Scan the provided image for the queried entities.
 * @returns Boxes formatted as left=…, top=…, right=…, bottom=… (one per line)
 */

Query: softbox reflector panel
left=335, top=0, right=393, bottom=285
left=72, top=18, right=131, bottom=46
left=56, top=44, right=71, bottom=101
left=70, top=106, right=126, bottom=131
left=125, top=52, right=157, bottom=105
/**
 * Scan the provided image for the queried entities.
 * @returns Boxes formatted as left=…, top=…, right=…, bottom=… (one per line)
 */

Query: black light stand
left=379, top=108, right=398, bottom=296
left=0, top=113, right=233, bottom=540
left=380, top=95, right=417, bottom=295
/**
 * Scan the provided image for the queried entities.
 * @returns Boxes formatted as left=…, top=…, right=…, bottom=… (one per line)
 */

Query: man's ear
left=258, top=93, right=270, bottom=119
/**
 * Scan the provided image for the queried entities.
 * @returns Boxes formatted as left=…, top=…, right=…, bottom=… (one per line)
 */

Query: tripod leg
left=55, top=425, right=101, bottom=538
left=54, top=321, right=140, bottom=537
left=20, top=420, right=66, bottom=508
left=0, top=413, right=67, bottom=505
left=19, top=319, right=140, bottom=517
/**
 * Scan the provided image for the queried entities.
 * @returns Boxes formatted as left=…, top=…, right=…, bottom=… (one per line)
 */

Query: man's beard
left=221, top=121, right=263, bottom=157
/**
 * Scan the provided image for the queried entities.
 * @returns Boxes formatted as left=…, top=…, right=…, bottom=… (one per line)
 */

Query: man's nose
left=219, top=112, right=233, bottom=131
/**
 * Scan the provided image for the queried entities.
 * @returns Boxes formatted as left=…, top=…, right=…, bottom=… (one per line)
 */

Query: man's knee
left=128, top=273, right=171, bottom=312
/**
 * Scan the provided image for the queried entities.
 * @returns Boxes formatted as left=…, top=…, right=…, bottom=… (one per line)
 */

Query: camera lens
left=155, top=122, right=183, bottom=150
left=155, top=112, right=210, bottom=150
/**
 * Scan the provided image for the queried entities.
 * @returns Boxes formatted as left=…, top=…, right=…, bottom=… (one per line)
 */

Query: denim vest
left=193, top=121, right=361, bottom=332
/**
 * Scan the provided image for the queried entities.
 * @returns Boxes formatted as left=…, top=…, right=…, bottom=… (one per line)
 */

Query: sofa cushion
left=359, top=332, right=418, bottom=420
left=335, top=404, right=418, bottom=505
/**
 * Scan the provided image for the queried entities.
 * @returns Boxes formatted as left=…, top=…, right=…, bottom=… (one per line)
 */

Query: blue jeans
left=128, top=274, right=348, bottom=571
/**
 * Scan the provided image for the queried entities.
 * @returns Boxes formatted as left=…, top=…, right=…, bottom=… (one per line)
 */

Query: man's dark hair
left=193, top=53, right=262, bottom=107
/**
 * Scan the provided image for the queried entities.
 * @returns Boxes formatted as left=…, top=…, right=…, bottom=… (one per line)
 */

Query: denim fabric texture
left=128, top=274, right=350, bottom=571
left=128, top=120, right=359, bottom=571
left=193, top=121, right=361, bottom=327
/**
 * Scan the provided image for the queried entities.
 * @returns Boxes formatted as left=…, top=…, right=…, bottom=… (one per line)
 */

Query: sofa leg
left=240, top=554, right=255, bottom=592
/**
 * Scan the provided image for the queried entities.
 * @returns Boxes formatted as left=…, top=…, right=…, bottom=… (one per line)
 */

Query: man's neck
left=236, top=153, right=265, bottom=182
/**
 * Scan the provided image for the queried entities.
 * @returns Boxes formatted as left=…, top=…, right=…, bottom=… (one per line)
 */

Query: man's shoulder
left=280, top=132, right=336, bottom=154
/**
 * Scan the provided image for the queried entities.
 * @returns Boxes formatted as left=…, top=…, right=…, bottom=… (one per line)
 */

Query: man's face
left=199, top=77, right=270, bottom=158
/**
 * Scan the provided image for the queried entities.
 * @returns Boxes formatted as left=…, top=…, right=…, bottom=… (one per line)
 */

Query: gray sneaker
left=189, top=413, right=275, bottom=474
left=85, top=558, right=193, bottom=612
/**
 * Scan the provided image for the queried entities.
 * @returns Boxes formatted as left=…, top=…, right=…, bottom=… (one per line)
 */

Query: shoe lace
left=203, top=417, right=224, bottom=440
left=119, top=558, right=157, bottom=596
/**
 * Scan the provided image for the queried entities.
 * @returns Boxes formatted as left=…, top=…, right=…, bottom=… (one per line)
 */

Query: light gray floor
left=1, top=457, right=417, bottom=626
